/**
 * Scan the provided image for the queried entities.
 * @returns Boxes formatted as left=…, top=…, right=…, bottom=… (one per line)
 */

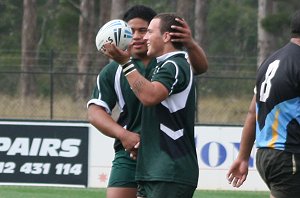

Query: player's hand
left=226, top=159, right=249, bottom=188
left=102, top=43, right=131, bottom=65
left=170, top=18, right=194, bottom=49
left=129, top=142, right=140, bottom=160
left=119, top=129, right=140, bottom=154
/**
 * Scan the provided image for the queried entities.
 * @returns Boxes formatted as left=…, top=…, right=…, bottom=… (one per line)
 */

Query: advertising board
left=0, top=122, right=88, bottom=187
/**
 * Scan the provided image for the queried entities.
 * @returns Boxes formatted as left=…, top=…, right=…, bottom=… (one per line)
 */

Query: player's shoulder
left=97, top=61, right=121, bottom=83
left=99, top=61, right=120, bottom=75
left=169, top=52, right=189, bottom=64
left=166, top=53, right=190, bottom=72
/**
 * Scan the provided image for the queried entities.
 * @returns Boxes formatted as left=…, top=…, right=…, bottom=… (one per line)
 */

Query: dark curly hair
left=123, top=5, right=157, bottom=24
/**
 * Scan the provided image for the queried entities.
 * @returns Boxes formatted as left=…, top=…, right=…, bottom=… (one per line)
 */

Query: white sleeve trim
left=86, top=99, right=112, bottom=114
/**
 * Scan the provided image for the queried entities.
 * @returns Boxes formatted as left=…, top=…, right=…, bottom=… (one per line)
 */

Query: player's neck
left=291, top=38, right=300, bottom=46
left=141, top=57, right=152, bottom=67
left=134, top=54, right=152, bottom=67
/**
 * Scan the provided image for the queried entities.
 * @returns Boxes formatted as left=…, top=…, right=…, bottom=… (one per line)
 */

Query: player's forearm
left=87, top=104, right=126, bottom=139
left=238, top=122, right=255, bottom=160
left=237, top=96, right=256, bottom=160
left=186, top=40, right=208, bottom=75
left=125, top=71, right=158, bottom=105
left=124, top=68, right=168, bottom=106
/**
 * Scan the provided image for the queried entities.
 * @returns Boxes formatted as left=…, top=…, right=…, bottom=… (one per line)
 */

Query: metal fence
left=0, top=50, right=257, bottom=125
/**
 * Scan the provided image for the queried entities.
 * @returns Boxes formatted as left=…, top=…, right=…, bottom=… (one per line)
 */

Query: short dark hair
left=291, top=10, right=300, bottom=38
left=154, top=13, right=184, bottom=50
left=123, top=5, right=157, bottom=24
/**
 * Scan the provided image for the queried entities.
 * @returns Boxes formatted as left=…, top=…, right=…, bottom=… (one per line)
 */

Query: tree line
left=0, top=0, right=299, bottom=100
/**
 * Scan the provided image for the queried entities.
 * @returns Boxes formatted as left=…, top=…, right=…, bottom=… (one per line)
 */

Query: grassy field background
left=0, top=186, right=269, bottom=198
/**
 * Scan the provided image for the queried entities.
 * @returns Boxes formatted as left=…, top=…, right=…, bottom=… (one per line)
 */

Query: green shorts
left=108, top=150, right=137, bottom=188
left=137, top=181, right=196, bottom=198
left=256, top=148, right=300, bottom=198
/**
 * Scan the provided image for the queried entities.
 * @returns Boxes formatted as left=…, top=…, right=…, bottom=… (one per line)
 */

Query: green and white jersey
left=87, top=58, right=156, bottom=152
left=136, top=52, right=199, bottom=187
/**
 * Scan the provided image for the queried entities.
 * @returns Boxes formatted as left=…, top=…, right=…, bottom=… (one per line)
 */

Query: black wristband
left=124, top=67, right=136, bottom=76
left=121, top=60, right=136, bottom=76
left=121, top=60, right=132, bottom=69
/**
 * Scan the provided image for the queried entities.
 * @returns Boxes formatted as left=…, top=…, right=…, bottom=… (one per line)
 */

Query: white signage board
left=88, top=125, right=268, bottom=191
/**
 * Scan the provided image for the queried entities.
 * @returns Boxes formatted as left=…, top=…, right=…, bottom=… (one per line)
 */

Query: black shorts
left=256, top=148, right=300, bottom=198
left=137, top=181, right=196, bottom=198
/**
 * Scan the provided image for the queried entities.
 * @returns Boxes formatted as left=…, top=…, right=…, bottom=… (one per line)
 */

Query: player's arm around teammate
left=170, top=17, right=208, bottom=75
left=103, top=19, right=208, bottom=77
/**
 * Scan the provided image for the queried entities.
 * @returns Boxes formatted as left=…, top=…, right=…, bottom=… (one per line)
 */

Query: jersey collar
left=156, top=51, right=186, bottom=63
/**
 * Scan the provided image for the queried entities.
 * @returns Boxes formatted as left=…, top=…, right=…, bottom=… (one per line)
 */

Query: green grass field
left=0, top=186, right=269, bottom=198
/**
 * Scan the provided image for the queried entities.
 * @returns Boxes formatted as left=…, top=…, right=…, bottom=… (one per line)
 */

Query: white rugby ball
left=95, top=19, right=133, bottom=51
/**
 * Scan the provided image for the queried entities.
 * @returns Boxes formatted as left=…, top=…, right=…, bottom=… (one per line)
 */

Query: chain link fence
left=0, top=51, right=257, bottom=125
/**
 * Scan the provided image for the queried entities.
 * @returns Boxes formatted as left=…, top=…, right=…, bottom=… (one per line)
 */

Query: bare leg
left=106, top=187, right=137, bottom=198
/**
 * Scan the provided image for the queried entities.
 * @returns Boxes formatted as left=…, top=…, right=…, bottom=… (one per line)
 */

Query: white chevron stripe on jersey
left=161, top=62, right=193, bottom=113
left=160, top=123, right=184, bottom=140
